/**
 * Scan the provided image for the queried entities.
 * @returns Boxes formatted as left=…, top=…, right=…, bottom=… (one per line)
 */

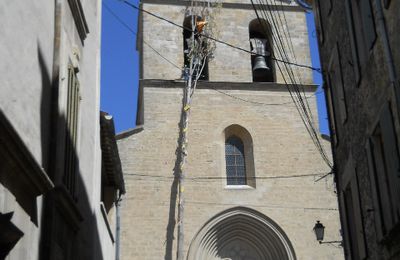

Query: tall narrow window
left=365, top=103, right=400, bottom=240
left=225, top=136, right=246, bottom=185
left=249, top=19, right=274, bottom=82
left=346, top=0, right=377, bottom=84
left=64, top=65, right=80, bottom=199
left=183, top=15, right=208, bottom=80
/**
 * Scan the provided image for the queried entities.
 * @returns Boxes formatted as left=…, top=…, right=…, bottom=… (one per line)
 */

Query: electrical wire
left=250, top=0, right=332, bottom=168
left=256, top=3, right=332, bottom=168
left=106, top=0, right=332, bottom=167
left=124, top=172, right=329, bottom=180
left=103, top=1, right=322, bottom=107
left=116, top=0, right=322, bottom=73
left=122, top=196, right=338, bottom=211
left=103, top=2, right=182, bottom=71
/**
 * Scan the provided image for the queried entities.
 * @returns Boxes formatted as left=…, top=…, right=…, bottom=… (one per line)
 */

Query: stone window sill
left=224, top=185, right=254, bottom=190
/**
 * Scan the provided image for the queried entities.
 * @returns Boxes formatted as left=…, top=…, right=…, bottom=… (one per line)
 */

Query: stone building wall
left=140, top=1, right=313, bottom=84
left=118, top=81, right=343, bottom=260
left=118, top=1, right=343, bottom=259
left=313, top=0, right=400, bottom=259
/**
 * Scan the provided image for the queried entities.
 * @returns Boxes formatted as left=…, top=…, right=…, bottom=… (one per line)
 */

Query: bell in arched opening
left=250, top=38, right=270, bottom=72
left=249, top=19, right=274, bottom=82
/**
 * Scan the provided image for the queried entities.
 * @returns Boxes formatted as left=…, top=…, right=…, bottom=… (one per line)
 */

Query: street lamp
left=313, top=220, right=325, bottom=242
left=313, top=220, right=342, bottom=245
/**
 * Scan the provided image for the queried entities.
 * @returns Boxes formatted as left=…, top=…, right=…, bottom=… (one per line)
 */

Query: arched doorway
left=187, top=207, right=296, bottom=260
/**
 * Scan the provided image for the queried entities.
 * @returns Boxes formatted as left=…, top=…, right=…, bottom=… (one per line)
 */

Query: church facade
left=118, top=1, right=343, bottom=259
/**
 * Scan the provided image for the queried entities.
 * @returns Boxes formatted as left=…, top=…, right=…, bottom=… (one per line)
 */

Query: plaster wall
left=0, top=1, right=115, bottom=259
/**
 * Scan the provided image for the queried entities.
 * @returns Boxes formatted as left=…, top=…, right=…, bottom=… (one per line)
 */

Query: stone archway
left=187, top=207, right=296, bottom=260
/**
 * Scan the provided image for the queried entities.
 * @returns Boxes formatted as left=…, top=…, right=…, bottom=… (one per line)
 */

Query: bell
left=250, top=38, right=270, bottom=71
left=253, top=55, right=269, bottom=71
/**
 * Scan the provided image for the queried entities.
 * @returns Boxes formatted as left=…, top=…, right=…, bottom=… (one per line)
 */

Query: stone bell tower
left=118, top=0, right=344, bottom=259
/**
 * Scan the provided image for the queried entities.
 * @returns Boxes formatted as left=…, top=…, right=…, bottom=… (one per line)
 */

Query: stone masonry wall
left=118, top=82, right=343, bottom=259
left=141, top=2, right=313, bottom=84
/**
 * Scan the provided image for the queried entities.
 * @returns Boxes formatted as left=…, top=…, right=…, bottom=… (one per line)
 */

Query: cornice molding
left=141, top=0, right=304, bottom=12
left=139, top=79, right=318, bottom=92
left=0, top=112, right=54, bottom=197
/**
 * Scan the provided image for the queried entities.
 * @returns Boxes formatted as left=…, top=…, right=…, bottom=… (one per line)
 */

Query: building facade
left=118, top=0, right=343, bottom=259
left=0, top=1, right=124, bottom=259
left=312, top=0, right=400, bottom=259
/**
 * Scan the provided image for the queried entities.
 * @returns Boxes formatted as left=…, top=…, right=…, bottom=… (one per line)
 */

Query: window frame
left=365, top=103, right=400, bottom=241
left=223, top=125, right=255, bottom=189
left=63, top=64, right=81, bottom=200
left=225, top=135, right=247, bottom=186
left=345, top=0, right=377, bottom=86
left=340, top=160, right=367, bottom=260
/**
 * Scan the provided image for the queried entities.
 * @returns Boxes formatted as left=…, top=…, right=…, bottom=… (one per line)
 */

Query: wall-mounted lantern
left=313, top=220, right=342, bottom=245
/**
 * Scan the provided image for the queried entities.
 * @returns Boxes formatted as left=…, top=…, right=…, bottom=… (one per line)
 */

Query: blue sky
left=101, top=0, right=140, bottom=132
left=100, top=1, right=329, bottom=135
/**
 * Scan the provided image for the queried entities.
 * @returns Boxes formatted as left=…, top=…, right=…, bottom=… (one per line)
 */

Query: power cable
left=256, top=0, right=331, bottom=168
left=116, top=0, right=322, bottom=73
left=103, top=1, right=322, bottom=107
left=250, top=0, right=332, bottom=168
left=122, top=196, right=338, bottom=211
left=103, top=2, right=182, bottom=71
left=125, top=172, right=329, bottom=180
left=106, top=0, right=332, bottom=167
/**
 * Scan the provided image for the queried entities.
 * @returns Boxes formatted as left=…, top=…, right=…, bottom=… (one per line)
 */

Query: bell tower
left=118, top=1, right=343, bottom=259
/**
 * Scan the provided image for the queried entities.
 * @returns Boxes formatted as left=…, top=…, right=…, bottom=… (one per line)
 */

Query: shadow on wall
left=37, top=43, right=105, bottom=260
left=164, top=88, right=188, bottom=260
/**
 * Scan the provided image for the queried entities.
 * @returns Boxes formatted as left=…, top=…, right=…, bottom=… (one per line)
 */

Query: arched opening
left=249, top=19, right=274, bottom=82
left=225, top=136, right=246, bottom=185
left=224, top=124, right=255, bottom=188
left=183, top=15, right=209, bottom=80
left=187, top=207, right=297, bottom=260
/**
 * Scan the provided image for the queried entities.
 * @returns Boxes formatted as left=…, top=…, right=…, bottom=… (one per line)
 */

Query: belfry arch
left=187, top=207, right=296, bottom=260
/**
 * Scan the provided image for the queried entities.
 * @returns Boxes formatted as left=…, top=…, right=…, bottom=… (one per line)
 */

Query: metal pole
left=176, top=11, right=195, bottom=260
left=115, top=197, right=122, bottom=260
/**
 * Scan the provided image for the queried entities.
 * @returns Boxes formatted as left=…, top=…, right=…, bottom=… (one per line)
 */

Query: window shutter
left=324, top=81, right=338, bottom=146
left=339, top=193, right=352, bottom=259
left=64, top=65, right=80, bottom=199
left=344, top=0, right=360, bottom=84
left=379, top=104, right=400, bottom=224
left=315, top=0, right=324, bottom=44
left=371, top=130, right=395, bottom=235
left=365, top=139, right=384, bottom=240
left=328, top=44, right=347, bottom=125
left=351, top=170, right=367, bottom=259
left=342, top=160, right=367, bottom=259
left=360, top=0, right=377, bottom=50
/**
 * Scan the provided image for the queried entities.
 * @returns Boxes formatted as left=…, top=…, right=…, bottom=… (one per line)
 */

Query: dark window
left=366, top=103, right=400, bottom=240
left=314, top=0, right=324, bottom=44
left=341, top=167, right=367, bottom=260
left=383, top=0, right=391, bottom=8
left=249, top=19, right=274, bottom=82
left=327, top=43, right=347, bottom=140
left=358, top=0, right=377, bottom=51
left=225, top=136, right=246, bottom=185
left=183, top=15, right=208, bottom=80
left=346, top=0, right=376, bottom=83
left=324, top=80, right=338, bottom=146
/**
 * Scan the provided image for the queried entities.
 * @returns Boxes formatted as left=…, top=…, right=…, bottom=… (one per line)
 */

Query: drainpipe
left=115, top=194, right=122, bottom=260
left=374, top=0, right=398, bottom=92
